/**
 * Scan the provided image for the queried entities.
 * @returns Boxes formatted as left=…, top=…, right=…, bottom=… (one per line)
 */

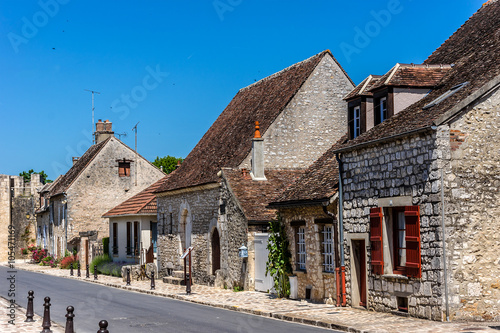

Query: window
left=423, top=82, right=469, bottom=109
left=379, top=97, right=387, bottom=123
left=370, top=206, right=421, bottom=278
left=112, top=223, right=118, bottom=255
left=321, top=225, right=335, bottom=273
left=118, top=162, right=130, bottom=177
left=133, top=222, right=140, bottom=256
left=353, top=106, right=361, bottom=138
left=126, top=222, right=132, bottom=255
left=348, top=103, right=363, bottom=139
left=296, top=226, right=306, bottom=271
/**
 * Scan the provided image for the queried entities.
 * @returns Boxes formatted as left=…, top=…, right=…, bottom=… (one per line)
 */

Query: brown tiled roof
left=343, top=75, right=382, bottom=100
left=367, top=64, right=452, bottom=92
left=335, top=1, right=500, bottom=152
left=102, top=177, right=167, bottom=217
left=222, top=168, right=303, bottom=222
left=156, top=50, right=349, bottom=193
left=270, top=135, right=347, bottom=205
left=49, top=138, right=110, bottom=196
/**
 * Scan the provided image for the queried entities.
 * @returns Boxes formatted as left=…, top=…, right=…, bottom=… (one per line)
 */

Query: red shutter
left=404, top=206, right=421, bottom=278
left=370, top=207, right=384, bottom=275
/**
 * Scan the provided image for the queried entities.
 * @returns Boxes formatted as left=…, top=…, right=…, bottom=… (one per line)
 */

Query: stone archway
left=211, top=228, right=221, bottom=275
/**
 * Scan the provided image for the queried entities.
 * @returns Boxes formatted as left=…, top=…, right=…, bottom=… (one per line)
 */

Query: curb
left=13, top=266, right=353, bottom=332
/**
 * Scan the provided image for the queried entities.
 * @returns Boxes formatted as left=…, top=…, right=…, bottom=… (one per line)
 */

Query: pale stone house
left=155, top=50, right=354, bottom=290
left=332, top=2, right=500, bottom=321
left=103, top=177, right=167, bottom=264
left=42, top=120, right=164, bottom=264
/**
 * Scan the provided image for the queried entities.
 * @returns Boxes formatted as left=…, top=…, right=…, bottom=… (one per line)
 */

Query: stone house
left=268, top=136, right=346, bottom=304
left=154, top=50, right=354, bottom=290
left=103, top=177, right=167, bottom=264
left=0, top=173, right=43, bottom=262
left=41, top=120, right=164, bottom=264
left=332, top=2, right=500, bottom=321
left=35, top=178, right=60, bottom=252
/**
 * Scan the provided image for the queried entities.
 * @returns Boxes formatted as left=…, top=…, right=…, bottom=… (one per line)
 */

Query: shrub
left=40, top=256, right=57, bottom=268
left=102, top=237, right=109, bottom=256
left=21, top=248, right=28, bottom=255
left=60, top=255, right=79, bottom=269
left=31, top=247, right=48, bottom=263
left=89, top=255, right=112, bottom=274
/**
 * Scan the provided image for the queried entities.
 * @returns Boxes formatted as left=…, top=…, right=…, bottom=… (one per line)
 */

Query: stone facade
left=340, top=87, right=500, bottom=321
left=0, top=174, right=42, bottom=262
left=280, top=204, right=338, bottom=303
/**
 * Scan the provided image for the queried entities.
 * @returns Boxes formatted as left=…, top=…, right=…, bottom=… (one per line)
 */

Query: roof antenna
left=132, top=122, right=139, bottom=186
left=116, top=132, right=127, bottom=140
left=85, top=89, right=101, bottom=144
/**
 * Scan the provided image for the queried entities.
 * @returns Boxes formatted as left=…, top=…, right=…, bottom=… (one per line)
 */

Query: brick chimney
left=250, top=121, right=266, bottom=181
left=95, top=119, right=114, bottom=144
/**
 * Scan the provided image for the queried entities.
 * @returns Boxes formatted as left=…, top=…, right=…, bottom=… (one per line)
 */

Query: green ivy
left=266, top=213, right=292, bottom=298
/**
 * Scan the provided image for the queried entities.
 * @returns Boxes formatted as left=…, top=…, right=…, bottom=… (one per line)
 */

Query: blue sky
left=0, top=0, right=484, bottom=180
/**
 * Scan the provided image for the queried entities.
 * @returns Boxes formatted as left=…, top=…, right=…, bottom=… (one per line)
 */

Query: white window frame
left=296, top=226, right=306, bottom=271
left=353, top=106, right=361, bottom=138
left=380, top=97, right=387, bottom=122
left=321, top=225, right=335, bottom=273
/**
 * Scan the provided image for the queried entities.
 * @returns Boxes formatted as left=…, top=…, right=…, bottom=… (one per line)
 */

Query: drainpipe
left=335, top=153, right=346, bottom=306
left=322, top=205, right=342, bottom=306
left=441, top=168, right=450, bottom=321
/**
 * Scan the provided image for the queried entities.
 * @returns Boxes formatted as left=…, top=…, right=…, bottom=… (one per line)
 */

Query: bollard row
left=24, top=291, right=110, bottom=333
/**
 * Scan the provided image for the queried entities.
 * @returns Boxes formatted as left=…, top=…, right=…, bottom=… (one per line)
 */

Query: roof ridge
left=239, top=50, right=330, bottom=92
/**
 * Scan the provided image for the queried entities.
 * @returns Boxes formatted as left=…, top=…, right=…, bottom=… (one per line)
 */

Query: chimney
left=72, top=157, right=80, bottom=165
left=250, top=121, right=266, bottom=181
left=95, top=119, right=114, bottom=143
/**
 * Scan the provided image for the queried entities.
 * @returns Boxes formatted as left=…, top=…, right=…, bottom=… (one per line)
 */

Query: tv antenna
left=116, top=132, right=127, bottom=140
left=132, top=122, right=139, bottom=186
left=84, top=89, right=101, bottom=143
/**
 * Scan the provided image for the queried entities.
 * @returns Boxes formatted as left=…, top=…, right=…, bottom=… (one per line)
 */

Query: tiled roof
left=335, top=1, right=500, bottom=152
left=343, top=75, right=382, bottom=100
left=222, top=168, right=303, bottom=222
left=270, top=135, right=347, bottom=205
left=49, top=138, right=110, bottom=196
left=102, top=177, right=167, bottom=217
left=156, top=50, right=347, bottom=193
left=367, top=64, right=452, bottom=92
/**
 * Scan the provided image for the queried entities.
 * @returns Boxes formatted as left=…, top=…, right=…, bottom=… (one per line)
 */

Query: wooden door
left=353, top=240, right=367, bottom=307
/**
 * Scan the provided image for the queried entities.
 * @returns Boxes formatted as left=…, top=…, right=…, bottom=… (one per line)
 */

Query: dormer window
left=348, top=101, right=364, bottom=140
left=379, top=97, right=387, bottom=123
left=353, top=106, right=361, bottom=138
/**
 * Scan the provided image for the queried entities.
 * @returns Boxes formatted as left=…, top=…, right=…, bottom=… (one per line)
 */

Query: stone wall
left=0, top=175, right=12, bottom=262
left=239, top=55, right=354, bottom=170
left=444, top=87, right=500, bottom=321
left=341, top=130, right=445, bottom=320
left=156, top=187, right=219, bottom=285
left=280, top=204, right=338, bottom=302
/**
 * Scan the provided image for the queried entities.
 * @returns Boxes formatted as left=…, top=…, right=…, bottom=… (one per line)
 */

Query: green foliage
left=233, top=286, right=243, bottom=292
left=266, top=213, right=292, bottom=298
left=152, top=156, right=184, bottom=174
left=89, top=254, right=112, bottom=274
left=60, top=255, right=79, bottom=269
left=102, top=237, right=109, bottom=255
left=19, top=169, right=52, bottom=184
left=96, top=261, right=124, bottom=277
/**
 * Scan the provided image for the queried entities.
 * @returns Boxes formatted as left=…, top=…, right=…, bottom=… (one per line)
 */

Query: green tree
left=19, top=169, right=51, bottom=184
left=266, top=213, right=292, bottom=298
left=152, top=156, right=183, bottom=174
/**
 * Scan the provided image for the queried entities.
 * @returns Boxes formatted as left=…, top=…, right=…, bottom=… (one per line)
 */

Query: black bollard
left=70, top=263, right=73, bottom=276
left=25, top=290, right=35, bottom=322
left=94, top=265, right=98, bottom=280
left=86, top=264, right=90, bottom=278
left=151, top=271, right=155, bottom=290
left=65, top=306, right=75, bottom=333
left=186, top=272, right=191, bottom=295
left=77, top=262, right=81, bottom=277
left=41, top=296, right=52, bottom=333
left=126, top=268, right=131, bottom=286
left=97, top=319, right=109, bottom=333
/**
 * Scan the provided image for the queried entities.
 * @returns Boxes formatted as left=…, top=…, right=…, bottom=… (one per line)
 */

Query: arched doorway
left=212, top=229, right=221, bottom=275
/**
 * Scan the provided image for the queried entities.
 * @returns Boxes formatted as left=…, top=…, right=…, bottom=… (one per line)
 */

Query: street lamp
left=238, top=244, right=248, bottom=258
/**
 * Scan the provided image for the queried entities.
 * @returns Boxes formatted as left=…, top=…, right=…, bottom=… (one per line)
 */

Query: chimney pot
left=251, top=121, right=266, bottom=181
left=254, top=121, right=261, bottom=139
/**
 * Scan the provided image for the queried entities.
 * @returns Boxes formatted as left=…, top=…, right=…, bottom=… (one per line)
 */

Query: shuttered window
left=119, top=162, right=130, bottom=177
left=369, top=207, right=384, bottom=275
left=404, top=206, right=422, bottom=278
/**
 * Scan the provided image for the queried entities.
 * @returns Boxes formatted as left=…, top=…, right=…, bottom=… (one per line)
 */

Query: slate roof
left=49, top=138, right=110, bottom=197
left=343, top=75, right=382, bottom=100
left=367, top=64, right=452, bottom=92
left=222, top=168, right=303, bottom=222
left=269, top=135, right=347, bottom=206
left=102, top=177, right=167, bottom=217
left=335, top=1, right=500, bottom=152
left=156, top=50, right=351, bottom=193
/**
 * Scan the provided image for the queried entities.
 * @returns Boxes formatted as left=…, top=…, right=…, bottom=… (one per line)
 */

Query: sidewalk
left=0, top=296, right=64, bottom=333
left=8, top=262, right=500, bottom=333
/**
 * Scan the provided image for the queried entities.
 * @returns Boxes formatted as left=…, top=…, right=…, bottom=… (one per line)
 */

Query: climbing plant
left=266, top=213, right=292, bottom=298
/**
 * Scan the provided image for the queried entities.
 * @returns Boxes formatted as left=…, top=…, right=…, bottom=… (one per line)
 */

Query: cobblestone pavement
left=0, top=296, right=64, bottom=333
left=7, top=261, right=500, bottom=333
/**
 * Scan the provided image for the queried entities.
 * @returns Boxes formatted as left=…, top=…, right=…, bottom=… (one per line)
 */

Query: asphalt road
left=0, top=266, right=340, bottom=333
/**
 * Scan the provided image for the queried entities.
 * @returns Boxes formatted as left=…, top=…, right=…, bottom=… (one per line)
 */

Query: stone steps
left=162, top=276, right=185, bottom=285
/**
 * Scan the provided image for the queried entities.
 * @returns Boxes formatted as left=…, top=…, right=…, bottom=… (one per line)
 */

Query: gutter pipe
left=335, top=153, right=346, bottom=306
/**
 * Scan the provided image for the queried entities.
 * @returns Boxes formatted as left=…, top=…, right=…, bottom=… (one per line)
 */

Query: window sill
left=293, top=270, right=307, bottom=275
left=322, top=271, right=336, bottom=276
left=382, top=274, right=409, bottom=281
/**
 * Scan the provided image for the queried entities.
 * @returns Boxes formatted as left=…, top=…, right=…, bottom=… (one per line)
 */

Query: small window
left=353, top=106, right=361, bottom=138
left=321, top=225, right=335, bottom=272
left=423, top=82, right=469, bottom=109
left=112, top=223, right=118, bottom=255
left=296, top=226, right=306, bottom=271
left=379, top=97, right=387, bottom=123
left=119, top=162, right=130, bottom=177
